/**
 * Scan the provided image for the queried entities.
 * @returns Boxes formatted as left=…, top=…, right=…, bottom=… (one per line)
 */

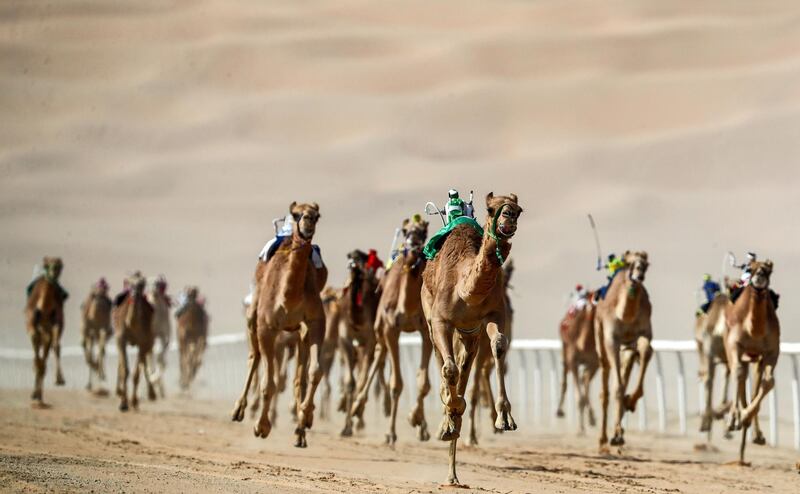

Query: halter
left=487, top=203, right=515, bottom=265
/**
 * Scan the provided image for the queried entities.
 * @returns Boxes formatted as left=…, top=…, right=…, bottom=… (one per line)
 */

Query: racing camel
left=176, top=287, right=209, bottom=391
left=231, top=201, right=326, bottom=448
left=81, top=277, right=112, bottom=393
left=351, top=218, right=432, bottom=445
left=148, top=276, right=172, bottom=397
left=113, top=273, right=158, bottom=411
left=595, top=251, right=653, bottom=451
left=422, top=192, right=521, bottom=486
left=723, top=260, right=780, bottom=464
left=25, top=257, right=68, bottom=405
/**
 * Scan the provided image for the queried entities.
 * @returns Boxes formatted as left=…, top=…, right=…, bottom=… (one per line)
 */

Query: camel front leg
left=700, top=351, right=716, bottom=435
left=604, top=339, right=626, bottom=446
left=97, top=330, right=108, bottom=382
left=485, top=321, right=516, bottom=432
left=430, top=318, right=462, bottom=441
left=726, top=349, right=748, bottom=432
left=30, top=331, right=46, bottom=403
left=82, top=331, right=94, bottom=391
left=131, top=350, right=142, bottom=410
left=556, top=346, right=569, bottom=418
left=116, top=337, right=130, bottom=411
left=445, top=333, right=480, bottom=486
left=350, top=328, right=386, bottom=424
left=52, top=323, right=65, bottom=386
left=466, top=356, right=482, bottom=446
left=384, top=327, right=403, bottom=445
left=583, top=362, right=598, bottom=428
left=254, top=331, right=277, bottom=439
left=231, top=329, right=261, bottom=422
left=295, top=317, right=325, bottom=448
left=408, top=327, right=432, bottom=442
left=742, top=358, right=777, bottom=442
left=623, top=336, right=652, bottom=413
left=338, top=335, right=357, bottom=437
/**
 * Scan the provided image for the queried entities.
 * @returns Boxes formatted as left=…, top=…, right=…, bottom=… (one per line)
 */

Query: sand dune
left=2, top=0, right=800, bottom=351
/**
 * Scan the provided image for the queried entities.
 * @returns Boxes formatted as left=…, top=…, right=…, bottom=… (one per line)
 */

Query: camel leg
left=485, top=321, right=516, bottom=432
left=727, top=355, right=748, bottom=432
left=339, top=335, right=357, bottom=437
left=294, top=317, right=325, bottom=448
left=98, top=330, right=108, bottom=382
left=254, top=331, right=277, bottom=439
left=409, top=327, right=432, bottom=442
left=605, top=339, right=626, bottom=446
left=743, top=360, right=776, bottom=445
left=352, top=337, right=376, bottom=430
left=583, top=362, right=598, bottom=428
left=116, top=337, right=130, bottom=411
left=30, top=330, right=46, bottom=403
left=249, top=365, right=261, bottom=419
left=556, top=347, right=569, bottom=418
left=318, top=336, right=336, bottom=421
left=572, top=364, right=586, bottom=434
left=231, top=328, right=261, bottom=422
left=131, top=350, right=142, bottom=410
left=596, top=319, right=610, bottom=451
left=445, top=334, right=480, bottom=486
left=351, top=318, right=386, bottom=420
left=53, top=323, right=65, bottom=386
left=293, top=338, right=310, bottom=424
left=377, top=351, right=392, bottom=418
left=430, top=319, right=464, bottom=442
left=701, top=355, right=716, bottom=438
left=383, top=327, right=403, bottom=445
left=467, top=356, right=482, bottom=446
left=82, top=331, right=94, bottom=391
left=480, top=358, right=498, bottom=429
left=143, top=350, right=158, bottom=401
left=623, top=336, right=652, bottom=413
left=714, top=366, right=732, bottom=419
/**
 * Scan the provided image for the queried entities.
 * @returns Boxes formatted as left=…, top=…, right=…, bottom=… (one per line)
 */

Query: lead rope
left=487, top=204, right=510, bottom=265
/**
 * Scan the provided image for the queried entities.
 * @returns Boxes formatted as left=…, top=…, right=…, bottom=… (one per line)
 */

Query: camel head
left=129, top=273, right=147, bottom=297
left=185, top=286, right=199, bottom=301
left=623, top=251, right=649, bottom=283
left=401, top=217, right=429, bottom=253
left=93, top=277, right=109, bottom=296
left=289, top=201, right=321, bottom=241
left=153, top=275, right=168, bottom=295
left=42, top=256, right=63, bottom=281
left=485, top=192, right=522, bottom=239
left=749, top=260, right=773, bottom=290
left=346, top=249, right=369, bottom=284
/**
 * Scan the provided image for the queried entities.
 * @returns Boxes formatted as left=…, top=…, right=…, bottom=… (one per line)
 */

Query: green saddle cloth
left=423, top=216, right=484, bottom=260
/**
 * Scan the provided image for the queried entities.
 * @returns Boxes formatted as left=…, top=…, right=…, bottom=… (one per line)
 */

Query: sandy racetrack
left=1, top=390, right=797, bottom=493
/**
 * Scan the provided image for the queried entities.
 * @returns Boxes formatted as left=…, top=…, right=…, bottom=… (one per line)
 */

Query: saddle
left=422, top=216, right=483, bottom=261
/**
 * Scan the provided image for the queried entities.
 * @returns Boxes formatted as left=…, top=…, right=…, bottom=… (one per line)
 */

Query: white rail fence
left=1, top=336, right=799, bottom=450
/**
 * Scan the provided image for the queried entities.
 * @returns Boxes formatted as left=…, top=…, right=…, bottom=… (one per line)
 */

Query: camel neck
left=742, top=286, right=769, bottom=338
left=458, top=228, right=510, bottom=306
left=615, top=272, right=641, bottom=324
left=282, top=233, right=312, bottom=305
left=398, top=251, right=424, bottom=313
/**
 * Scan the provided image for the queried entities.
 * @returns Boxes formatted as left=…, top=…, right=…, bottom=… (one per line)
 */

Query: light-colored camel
left=555, top=289, right=599, bottom=435
left=695, top=293, right=735, bottom=442
left=176, top=287, right=209, bottom=391
left=81, top=278, right=112, bottom=393
left=335, top=249, right=383, bottom=437
left=25, top=257, right=67, bottom=404
left=723, top=260, right=780, bottom=464
left=351, top=218, right=431, bottom=445
left=231, top=201, right=326, bottom=448
left=421, top=192, right=521, bottom=486
left=113, top=273, right=158, bottom=411
left=594, top=251, right=653, bottom=451
left=466, top=259, right=515, bottom=446
left=148, top=278, right=171, bottom=398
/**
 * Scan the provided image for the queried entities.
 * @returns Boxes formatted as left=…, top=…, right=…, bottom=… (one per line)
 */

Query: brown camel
left=334, top=249, right=383, bottom=437
left=594, top=251, right=653, bottom=451
left=176, top=287, right=209, bottom=391
left=723, top=260, right=780, bottom=464
left=113, top=273, right=158, bottom=411
left=421, top=192, right=521, bottom=486
left=555, top=288, right=599, bottom=435
left=148, top=277, right=171, bottom=397
left=351, top=218, right=432, bottom=445
left=318, top=285, right=342, bottom=421
left=695, top=292, right=734, bottom=441
left=25, top=257, right=68, bottom=404
left=466, top=259, right=515, bottom=446
left=81, top=278, right=112, bottom=393
left=231, top=201, right=326, bottom=448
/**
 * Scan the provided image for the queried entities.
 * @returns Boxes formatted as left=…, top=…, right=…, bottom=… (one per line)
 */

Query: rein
left=487, top=203, right=514, bottom=265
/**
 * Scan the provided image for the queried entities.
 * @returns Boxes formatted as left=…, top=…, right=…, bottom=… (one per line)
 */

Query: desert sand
left=2, top=0, right=800, bottom=492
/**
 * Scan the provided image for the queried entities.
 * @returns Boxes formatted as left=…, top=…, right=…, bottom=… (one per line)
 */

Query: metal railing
left=1, top=335, right=799, bottom=450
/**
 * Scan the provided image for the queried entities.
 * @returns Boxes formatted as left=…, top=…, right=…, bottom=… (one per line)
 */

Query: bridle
left=487, top=203, right=517, bottom=265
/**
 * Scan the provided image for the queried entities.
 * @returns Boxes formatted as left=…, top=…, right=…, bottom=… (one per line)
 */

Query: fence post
left=548, top=349, right=558, bottom=425
left=518, top=350, right=529, bottom=425
left=768, top=383, right=777, bottom=447
left=792, top=354, right=800, bottom=451
left=655, top=352, right=666, bottom=433
left=676, top=352, right=687, bottom=435
left=533, top=350, right=542, bottom=425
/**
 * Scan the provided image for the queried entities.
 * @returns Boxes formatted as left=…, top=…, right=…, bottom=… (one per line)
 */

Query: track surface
left=1, top=390, right=798, bottom=493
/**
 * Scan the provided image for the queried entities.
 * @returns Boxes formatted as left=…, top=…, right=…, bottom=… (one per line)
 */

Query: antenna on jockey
left=425, top=202, right=446, bottom=227
left=587, top=214, right=603, bottom=271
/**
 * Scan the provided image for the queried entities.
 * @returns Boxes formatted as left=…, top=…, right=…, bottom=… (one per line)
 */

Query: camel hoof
left=119, top=402, right=129, bottom=412
left=147, top=388, right=157, bottom=401
left=31, top=389, right=42, bottom=401
left=467, top=434, right=478, bottom=447
left=385, top=433, right=397, bottom=446
left=294, top=429, right=307, bottom=448
left=355, top=416, right=365, bottom=431
left=598, top=444, right=611, bottom=455
left=610, top=434, right=625, bottom=446
left=495, top=410, right=517, bottom=432
left=340, top=425, right=353, bottom=437
left=623, top=394, right=637, bottom=412
left=254, top=419, right=272, bottom=439
left=752, top=433, right=766, bottom=446
left=231, top=401, right=247, bottom=422
left=418, top=424, right=430, bottom=442
left=588, top=410, right=597, bottom=427
left=55, top=375, right=65, bottom=386
left=556, top=409, right=565, bottom=418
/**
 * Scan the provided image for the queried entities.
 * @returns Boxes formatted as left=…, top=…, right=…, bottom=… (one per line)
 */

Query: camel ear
left=765, top=259, right=773, bottom=270
left=311, top=202, right=320, bottom=212
left=509, top=193, right=518, bottom=204
left=485, top=192, right=494, bottom=207
left=289, top=201, right=297, bottom=213
left=640, top=251, right=648, bottom=261
left=401, top=218, right=410, bottom=235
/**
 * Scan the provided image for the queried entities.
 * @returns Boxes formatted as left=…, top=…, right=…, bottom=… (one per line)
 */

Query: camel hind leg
left=408, top=326, right=432, bottom=442
left=485, top=321, right=516, bottom=433
left=231, top=328, right=261, bottom=422
left=294, top=317, right=325, bottom=448
left=82, top=329, right=95, bottom=392
left=556, top=346, right=569, bottom=418
left=116, top=337, right=130, bottom=411
left=254, top=331, right=278, bottom=439
left=30, top=329, right=49, bottom=404
left=53, top=322, right=65, bottom=386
